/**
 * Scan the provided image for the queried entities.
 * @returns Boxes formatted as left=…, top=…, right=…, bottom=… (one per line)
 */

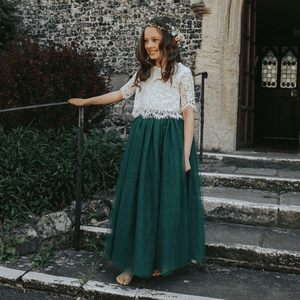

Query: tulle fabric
left=103, top=116, right=205, bottom=278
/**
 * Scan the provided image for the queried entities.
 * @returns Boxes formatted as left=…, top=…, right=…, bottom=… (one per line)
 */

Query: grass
left=76, top=235, right=107, bottom=291
left=264, top=195, right=276, bottom=199
left=273, top=186, right=288, bottom=195
left=0, top=210, right=25, bottom=262
left=236, top=164, right=253, bottom=168
left=29, top=245, right=56, bottom=268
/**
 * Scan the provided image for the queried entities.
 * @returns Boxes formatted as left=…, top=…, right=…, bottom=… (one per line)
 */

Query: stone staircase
left=201, top=151, right=300, bottom=273
left=80, top=151, right=300, bottom=274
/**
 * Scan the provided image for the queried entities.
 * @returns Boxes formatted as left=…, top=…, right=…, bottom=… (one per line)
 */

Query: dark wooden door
left=237, top=0, right=257, bottom=148
left=256, top=45, right=300, bottom=139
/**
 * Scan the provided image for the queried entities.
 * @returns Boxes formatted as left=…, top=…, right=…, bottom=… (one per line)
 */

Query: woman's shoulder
left=174, top=63, right=193, bottom=82
left=175, top=63, right=192, bottom=76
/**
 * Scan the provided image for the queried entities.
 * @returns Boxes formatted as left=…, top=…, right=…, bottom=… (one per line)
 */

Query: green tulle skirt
left=103, top=116, right=205, bottom=278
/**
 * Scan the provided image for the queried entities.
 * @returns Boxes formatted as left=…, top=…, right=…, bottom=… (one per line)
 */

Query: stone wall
left=18, top=0, right=203, bottom=145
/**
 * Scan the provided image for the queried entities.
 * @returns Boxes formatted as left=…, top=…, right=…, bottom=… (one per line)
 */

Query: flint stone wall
left=17, top=0, right=203, bottom=144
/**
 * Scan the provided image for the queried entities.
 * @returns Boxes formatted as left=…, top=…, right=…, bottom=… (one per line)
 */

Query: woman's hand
left=68, top=98, right=89, bottom=106
left=185, top=156, right=191, bottom=172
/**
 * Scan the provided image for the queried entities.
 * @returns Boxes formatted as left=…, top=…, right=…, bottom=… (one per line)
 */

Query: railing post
left=200, top=72, right=208, bottom=164
left=74, top=106, right=84, bottom=250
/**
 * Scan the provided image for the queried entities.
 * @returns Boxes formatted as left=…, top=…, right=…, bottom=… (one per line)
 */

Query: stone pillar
left=194, top=0, right=244, bottom=152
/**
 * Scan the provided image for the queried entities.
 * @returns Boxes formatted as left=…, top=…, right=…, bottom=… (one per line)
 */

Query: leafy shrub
left=0, top=208, right=24, bottom=262
left=0, top=0, right=20, bottom=52
left=0, top=35, right=109, bottom=131
left=0, top=125, right=127, bottom=221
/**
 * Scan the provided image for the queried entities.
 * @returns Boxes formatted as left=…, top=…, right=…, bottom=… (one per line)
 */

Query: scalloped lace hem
left=132, top=109, right=183, bottom=120
left=181, top=103, right=196, bottom=112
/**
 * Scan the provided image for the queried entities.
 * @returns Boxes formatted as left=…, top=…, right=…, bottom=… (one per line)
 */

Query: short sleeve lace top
left=120, top=63, right=195, bottom=120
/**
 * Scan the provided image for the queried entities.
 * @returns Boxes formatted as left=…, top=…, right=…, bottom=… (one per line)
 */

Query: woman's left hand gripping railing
left=0, top=102, right=84, bottom=250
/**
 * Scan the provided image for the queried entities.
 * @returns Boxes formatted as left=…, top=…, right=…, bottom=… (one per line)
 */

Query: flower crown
left=144, top=22, right=185, bottom=42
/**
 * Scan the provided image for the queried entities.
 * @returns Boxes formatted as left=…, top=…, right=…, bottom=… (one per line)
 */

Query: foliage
left=78, top=236, right=105, bottom=291
left=0, top=35, right=109, bottom=131
left=82, top=235, right=105, bottom=256
left=29, top=245, right=55, bottom=268
left=82, top=128, right=127, bottom=195
left=0, top=208, right=24, bottom=262
left=0, top=0, right=21, bottom=52
left=274, top=186, right=288, bottom=195
left=0, top=125, right=127, bottom=221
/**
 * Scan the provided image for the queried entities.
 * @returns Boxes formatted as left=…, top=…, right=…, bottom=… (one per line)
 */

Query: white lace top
left=120, top=63, right=195, bottom=120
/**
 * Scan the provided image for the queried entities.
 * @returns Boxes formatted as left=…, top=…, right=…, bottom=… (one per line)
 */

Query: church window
left=280, top=50, right=297, bottom=89
left=261, top=50, right=278, bottom=88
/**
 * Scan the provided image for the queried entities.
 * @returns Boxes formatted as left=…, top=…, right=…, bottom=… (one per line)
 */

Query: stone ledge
left=202, top=152, right=300, bottom=169
left=80, top=226, right=109, bottom=234
left=206, top=243, right=300, bottom=272
left=203, top=152, right=300, bottom=163
left=83, top=280, right=138, bottom=300
left=204, top=196, right=300, bottom=229
left=81, top=221, right=300, bottom=274
left=0, top=266, right=26, bottom=284
left=204, top=197, right=279, bottom=228
left=201, top=172, right=300, bottom=192
left=22, top=272, right=81, bottom=296
left=202, top=172, right=300, bottom=182
left=136, top=288, right=223, bottom=300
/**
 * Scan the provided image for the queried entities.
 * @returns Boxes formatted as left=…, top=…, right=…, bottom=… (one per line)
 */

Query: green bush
left=0, top=35, right=109, bottom=131
left=0, top=0, right=20, bottom=52
left=0, top=126, right=127, bottom=221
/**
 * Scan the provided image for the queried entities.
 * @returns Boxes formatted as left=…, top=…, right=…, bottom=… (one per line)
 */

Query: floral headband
left=142, top=22, right=185, bottom=42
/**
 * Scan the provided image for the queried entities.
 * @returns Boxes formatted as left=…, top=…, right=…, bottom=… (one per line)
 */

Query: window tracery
left=280, top=50, right=297, bottom=89
left=261, top=50, right=278, bottom=88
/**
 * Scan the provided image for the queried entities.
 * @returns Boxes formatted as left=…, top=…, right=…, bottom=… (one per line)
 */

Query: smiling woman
left=68, top=16, right=205, bottom=287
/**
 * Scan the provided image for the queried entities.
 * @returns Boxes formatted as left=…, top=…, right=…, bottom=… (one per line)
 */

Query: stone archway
left=194, top=0, right=244, bottom=152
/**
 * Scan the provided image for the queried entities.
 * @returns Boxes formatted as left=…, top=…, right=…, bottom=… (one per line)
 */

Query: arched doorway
left=237, top=0, right=300, bottom=152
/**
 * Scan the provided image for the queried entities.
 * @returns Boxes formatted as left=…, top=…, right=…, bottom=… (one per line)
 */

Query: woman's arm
left=68, top=90, right=123, bottom=106
left=183, top=107, right=195, bottom=172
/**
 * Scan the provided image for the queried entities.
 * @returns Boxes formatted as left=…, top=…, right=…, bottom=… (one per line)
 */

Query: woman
left=69, top=16, right=205, bottom=286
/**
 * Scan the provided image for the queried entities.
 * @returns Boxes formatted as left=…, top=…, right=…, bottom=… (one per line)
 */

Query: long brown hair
left=134, top=16, right=183, bottom=87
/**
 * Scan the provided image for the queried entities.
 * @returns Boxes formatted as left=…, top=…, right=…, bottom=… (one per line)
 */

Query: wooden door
left=256, top=45, right=300, bottom=139
left=237, top=0, right=257, bottom=148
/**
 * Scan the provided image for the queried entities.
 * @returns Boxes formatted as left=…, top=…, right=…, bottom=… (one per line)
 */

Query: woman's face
left=144, top=26, right=163, bottom=67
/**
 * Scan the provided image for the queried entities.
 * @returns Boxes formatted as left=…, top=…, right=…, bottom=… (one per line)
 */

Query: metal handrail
left=0, top=102, right=69, bottom=113
left=193, top=71, right=208, bottom=163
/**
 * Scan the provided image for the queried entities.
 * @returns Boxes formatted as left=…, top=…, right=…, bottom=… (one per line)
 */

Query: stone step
left=200, top=170, right=300, bottom=192
left=81, top=222, right=300, bottom=274
left=200, top=165, right=300, bottom=180
left=203, top=187, right=300, bottom=229
left=198, top=152, right=300, bottom=191
left=86, top=187, right=300, bottom=230
left=201, top=152, right=300, bottom=170
left=205, top=221, right=300, bottom=274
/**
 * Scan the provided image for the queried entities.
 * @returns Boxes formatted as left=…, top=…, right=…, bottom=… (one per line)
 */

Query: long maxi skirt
left=103, top=116, right=205, bottom=278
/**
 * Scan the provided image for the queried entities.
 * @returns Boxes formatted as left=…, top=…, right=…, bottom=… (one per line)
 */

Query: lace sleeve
left=120, top=72, right=138, bottom=99
left=179, top=68, right=196, bottom=112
